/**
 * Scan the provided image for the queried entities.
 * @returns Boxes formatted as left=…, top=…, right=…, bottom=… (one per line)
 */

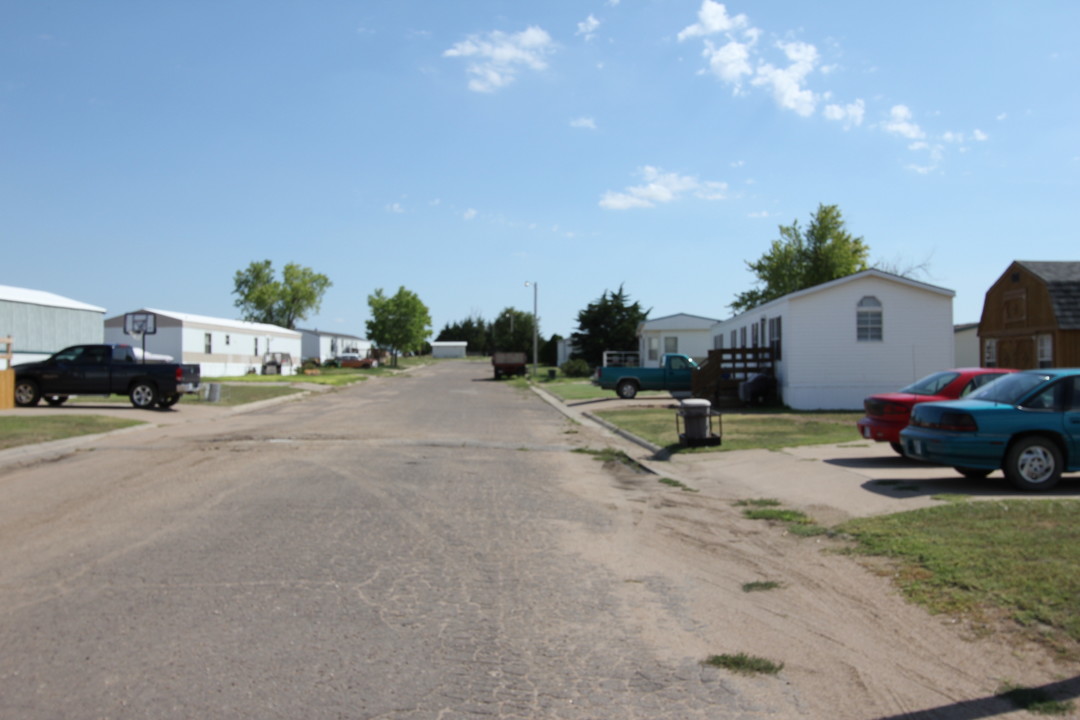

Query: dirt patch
left=553, top=410, right=1080, bottom=718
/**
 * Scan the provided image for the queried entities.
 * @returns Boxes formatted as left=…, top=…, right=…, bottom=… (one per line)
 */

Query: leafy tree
left=731, top=204, right=869, bottom=312
left=232, top=260, right=332, bottom=329
left=436, top=313, right=491, bottom=355
left=491, top=307, right=537, bottom=355
left=571, top=285, right=649, bottom=367
left=365, top=286, right=432, bottom=367
left=540, top=333, right=562, bottom=366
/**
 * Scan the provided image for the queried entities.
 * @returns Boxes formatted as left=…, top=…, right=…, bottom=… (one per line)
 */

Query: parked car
left=338, top=353, right=374, bottom=368
left=899, top=368, right=1080, bottom=491
left=857, top=368, right=1015, bottom=454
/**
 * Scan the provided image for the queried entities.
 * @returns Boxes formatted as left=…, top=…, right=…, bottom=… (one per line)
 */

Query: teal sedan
left=900, top=368, right=1080, bottom=491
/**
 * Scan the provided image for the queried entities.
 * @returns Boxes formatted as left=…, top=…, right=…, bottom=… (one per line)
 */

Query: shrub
left=560, top=358, right=592, bottom=378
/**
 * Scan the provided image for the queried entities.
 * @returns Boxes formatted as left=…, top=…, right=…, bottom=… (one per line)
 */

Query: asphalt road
left=0, top=362, right=759, bottom=719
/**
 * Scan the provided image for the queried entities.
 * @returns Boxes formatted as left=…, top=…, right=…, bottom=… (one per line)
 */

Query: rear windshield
left=900, top=371, right=959, bottom=395
left=968, top=372, right=1050, bottom=404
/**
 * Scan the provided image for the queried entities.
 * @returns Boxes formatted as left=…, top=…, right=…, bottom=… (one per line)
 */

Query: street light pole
left=525, top=281, right=538, bottom=378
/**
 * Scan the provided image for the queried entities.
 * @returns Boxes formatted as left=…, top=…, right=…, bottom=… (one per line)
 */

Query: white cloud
left=883, top=105, right=925, bottom=140
left=577, top=15, right=600, bottom=40
left=570, top=116, right=597, bottom=130
left=678, top=0, right=749, bottom=41
left=386, top=203, right=404, bottom=213
left=463, top=208, right=478, bottom=220
left=444, top=26, right=555, bottom=93
left=599, top=166, right=727, bottom=210
left=750, top=40, right=819, bottom=116
left=702, top=38, right=754, bottom=87
left=824, top=98, right=865, bottom=129
left=973, top=129, right=989, bottom=141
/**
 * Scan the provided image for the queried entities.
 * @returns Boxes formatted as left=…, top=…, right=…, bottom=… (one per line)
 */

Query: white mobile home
left=0, top=284, right=105, bottom=368
left=104, top=309, right=302, bottom=377
left=298, top=328, right=372, bottom=364
left=637, top=313, right=721, bottom=366
left=431, top=341, right=467, bottom=359
left=710, top=270, right=955, bottom=410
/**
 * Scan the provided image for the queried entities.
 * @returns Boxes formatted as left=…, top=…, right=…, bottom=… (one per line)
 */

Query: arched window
left=857, top=296, right=883, bottom=341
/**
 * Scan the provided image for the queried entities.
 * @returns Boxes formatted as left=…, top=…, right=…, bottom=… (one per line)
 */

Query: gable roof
left=107, top=308, right=301, bottom=336
left=0, top=284, right=106, bottom=313
left=721, top=268, right=954, bottom=322
left=1016, top=261, right=1080, bottom=329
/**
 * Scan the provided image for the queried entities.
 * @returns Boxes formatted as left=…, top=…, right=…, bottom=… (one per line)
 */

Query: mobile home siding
left=783, top=276, right=954, bottom=409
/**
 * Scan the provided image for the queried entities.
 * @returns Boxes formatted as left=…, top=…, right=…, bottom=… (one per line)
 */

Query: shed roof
left=0, top=284, right=106, bottom=313
left=1016, top=261, right=1080, bottom=329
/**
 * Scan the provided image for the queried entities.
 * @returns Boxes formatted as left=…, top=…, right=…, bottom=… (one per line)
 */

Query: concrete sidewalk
left=530, top=385, right=1071, bottom=521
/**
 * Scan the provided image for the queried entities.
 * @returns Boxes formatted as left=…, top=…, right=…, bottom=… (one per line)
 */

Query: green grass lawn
left=593, top=408, right=862, bottom=451
left=0, top=415, right=144, bottom=450
left=840, top=500, right=1080, bottom=658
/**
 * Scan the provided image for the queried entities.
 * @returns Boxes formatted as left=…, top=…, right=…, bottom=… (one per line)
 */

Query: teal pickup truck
left=593, top=353, right=698, bottom=399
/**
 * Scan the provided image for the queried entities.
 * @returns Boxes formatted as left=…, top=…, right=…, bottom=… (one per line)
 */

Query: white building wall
left=783, top=276, right=954, bottom=410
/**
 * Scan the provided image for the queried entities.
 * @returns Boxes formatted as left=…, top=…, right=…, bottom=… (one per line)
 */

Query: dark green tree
left=365, top=286, right=432, bottom=367
left=731, top=204, right=869, bottom=312
left=436, top=313, right=491, bottom=355
left=540, top=333, right=562, bottom=366
left=490, top=307, right=536, bottom=355
left=232, top=260, right=332, bottom=329
left=571, top=285, right=649, bottom=367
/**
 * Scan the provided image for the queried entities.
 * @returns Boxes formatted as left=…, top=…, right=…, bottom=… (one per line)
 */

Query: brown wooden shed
left=979, top=261, right=1080, bottom=369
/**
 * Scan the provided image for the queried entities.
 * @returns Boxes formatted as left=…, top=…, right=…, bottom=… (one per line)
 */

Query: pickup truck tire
left=45, top=395, right=69, bottom=407
left=616, top=379, right=639, bottom=400
left=14, top=379, right=41, bottom=407
left=129, top=382, right=158, bottom=409
left=157, top=394, right=180, bottom=408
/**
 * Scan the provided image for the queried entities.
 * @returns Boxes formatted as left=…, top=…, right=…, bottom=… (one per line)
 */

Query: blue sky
left=3, top=1, right=1078, bottom=340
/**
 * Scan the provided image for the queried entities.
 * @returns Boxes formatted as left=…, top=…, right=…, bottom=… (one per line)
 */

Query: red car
left=857, top=368, right=1016, bottom=454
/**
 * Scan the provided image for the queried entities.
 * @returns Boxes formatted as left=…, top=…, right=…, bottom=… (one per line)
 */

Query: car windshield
left=968, top=372, right=1051, bottom=404
left=900, top=371, right=959, bottom=395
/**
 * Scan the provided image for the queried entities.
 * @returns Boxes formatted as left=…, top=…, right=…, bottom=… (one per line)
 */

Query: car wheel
left=1003, top=436, right=1062, bottom=491
left=129, top=382, right=158, bottom=409
left=157, top=394, right=180, bottom=408
left=889, top=441, right=904, bottom=456
left=14, top=379, right=41, bottom=407
left=954, top=466, right=992, bottom=479
left=616, top=380, right=638, bottom=399
left=45, top=395, right=69, bottom=407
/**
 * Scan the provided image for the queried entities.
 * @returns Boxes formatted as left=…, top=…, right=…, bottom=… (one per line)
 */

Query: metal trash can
left=548, top=369, right=557, bottom=380
left=204, top=383, right=222, bottom=402
left=676, top=398, right=722, bottom=447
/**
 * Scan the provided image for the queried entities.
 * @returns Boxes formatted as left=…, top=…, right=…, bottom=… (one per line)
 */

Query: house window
left=759, top=318, right=766, bottom=347
left=857, top=296, right=883, bottom=341
left=984, top=339, right=997, bottom=367
left=647, top=336, right=660, bottom=362
left=204, top=333, right=212, bottom=354
left=664, top=336, right=678, bottom=354
left=225, top=334, right=231, bottom=346
left=1003, top=289, right=1027, bottom=324
left=1038, top=335, right=1053, bottom=369
left=714, top=334, right=724, bottom=350
left=730, top=330, right=736, bottom=348
left=751, top=322, right=759, bottom=347
left=740, top=326, right=747, bottom=347
left=768, top=316, right=782, bottom=360
left=254, top=338, right=259, bottom=355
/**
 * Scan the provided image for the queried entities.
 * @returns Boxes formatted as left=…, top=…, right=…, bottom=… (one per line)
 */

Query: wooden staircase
left=692, top=347, right=776, bottom=408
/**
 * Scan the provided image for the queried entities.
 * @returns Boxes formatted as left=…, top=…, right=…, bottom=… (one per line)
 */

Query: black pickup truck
left=14, top=344, right=201, bottom=409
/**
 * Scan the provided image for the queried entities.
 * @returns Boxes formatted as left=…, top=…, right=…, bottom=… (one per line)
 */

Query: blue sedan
left=900, top=368, right=1080, bottom=491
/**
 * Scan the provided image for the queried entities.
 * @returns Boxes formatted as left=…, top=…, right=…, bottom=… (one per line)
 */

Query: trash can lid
left=680, top=399, right=711, bottom=409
